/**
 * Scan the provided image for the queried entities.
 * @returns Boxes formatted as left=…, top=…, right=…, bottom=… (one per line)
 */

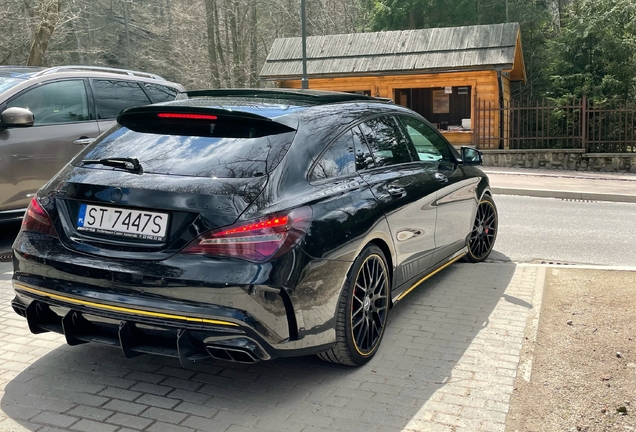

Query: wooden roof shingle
left=260, top=23, right=525, bottom=81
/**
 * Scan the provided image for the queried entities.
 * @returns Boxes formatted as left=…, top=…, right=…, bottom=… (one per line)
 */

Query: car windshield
left=76, top=126, right=296, bottom=178
left=0, top=76, right=25, bottom=94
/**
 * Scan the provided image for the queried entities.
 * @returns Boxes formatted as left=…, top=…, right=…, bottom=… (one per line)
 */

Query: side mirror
left=460, top=146, right=482, bottom=166
left=1, top=107, right=34, bottom=129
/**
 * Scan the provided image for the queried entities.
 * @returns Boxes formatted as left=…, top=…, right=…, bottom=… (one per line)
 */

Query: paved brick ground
left=0, top=263, right=542, bottom=432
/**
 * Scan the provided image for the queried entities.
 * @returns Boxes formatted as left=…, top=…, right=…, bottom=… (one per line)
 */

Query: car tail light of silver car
left=181, top=207, right=312, bottom=263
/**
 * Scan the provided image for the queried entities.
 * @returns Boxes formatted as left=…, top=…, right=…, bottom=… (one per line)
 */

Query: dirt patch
left=506, top=268, right=636, bottom=432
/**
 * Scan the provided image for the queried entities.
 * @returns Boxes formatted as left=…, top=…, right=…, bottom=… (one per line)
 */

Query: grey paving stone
left=166, top=388, right=211, bottom=405
left=102, top=399, right=148, bottom=415
left=67, top=405, right=113, bottom=421
left=136, top=394, right=180, bottom=410
left=140, top=406, right=188, bottom=424
left=129, top=381, right=173, bottom=396
left=146, top=421, right=194, bottom=432
left=106, top=413, right=153, bottom=430
left=98, top=386, right=142, bottom=401
left=173, top=401, right=219, bottom=418
left=181, top=415, right=232, bottom=432
left=30, top=412, right=79, bottom=428
left=71, top=419, right=119, bottom=432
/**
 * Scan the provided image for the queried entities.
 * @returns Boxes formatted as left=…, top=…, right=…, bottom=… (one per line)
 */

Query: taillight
left=181, top=207, right=312, bottom=263
left=21, top=197, right=58, bottom=237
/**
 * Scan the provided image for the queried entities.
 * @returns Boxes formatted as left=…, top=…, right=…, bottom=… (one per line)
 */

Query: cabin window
left=394, top=86, right=472, bottom=131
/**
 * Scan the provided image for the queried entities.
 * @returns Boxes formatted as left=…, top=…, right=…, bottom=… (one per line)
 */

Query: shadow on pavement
left=1, top=258, right=531, bottom=431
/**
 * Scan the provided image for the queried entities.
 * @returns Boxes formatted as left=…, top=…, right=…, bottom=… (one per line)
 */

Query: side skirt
left=391, top=248, right=467, bottom=304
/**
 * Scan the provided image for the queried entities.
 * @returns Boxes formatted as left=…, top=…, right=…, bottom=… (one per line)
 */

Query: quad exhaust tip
left=206, top=345, right=260, bottom=363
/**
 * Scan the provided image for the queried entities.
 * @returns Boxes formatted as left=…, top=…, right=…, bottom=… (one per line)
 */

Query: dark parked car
left=0, top=65, right=186, bottom=220
left=11, top=89, right=497, bottom=366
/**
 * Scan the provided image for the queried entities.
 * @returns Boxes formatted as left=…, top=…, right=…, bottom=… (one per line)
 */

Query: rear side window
left=77, top=125, right=296, bottom=179
left=8, top=80, right=89, bottom=125
left=92, top=80, right=151, bottom=119
left=310, top=130, right=356, bottom=181
left=358, top=116, right=413, bottom=167
left=144, top=83, right=179, bottom=103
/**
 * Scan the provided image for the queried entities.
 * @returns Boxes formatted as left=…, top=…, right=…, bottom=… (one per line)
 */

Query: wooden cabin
left=260, top=23, right=526, bottom=149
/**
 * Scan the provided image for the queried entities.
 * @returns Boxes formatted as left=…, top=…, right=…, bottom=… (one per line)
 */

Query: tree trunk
left=249, top=1, right=258, bottom=87
left=229, top=0, right=243, bottom=87
left=205, top=0, right=221, bottom=87
left=122, top=0, right=131, bottom=68
left=26, top=0, right=61, bottom=66
left=214, top=1, right=228, bottom=86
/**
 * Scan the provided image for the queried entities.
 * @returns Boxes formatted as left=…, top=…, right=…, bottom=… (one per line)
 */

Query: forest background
left=1, top=0, right=635, bottom=105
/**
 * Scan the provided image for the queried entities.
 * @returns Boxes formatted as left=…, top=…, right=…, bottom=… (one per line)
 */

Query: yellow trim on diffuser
left=13, top=283, right=238, bottom=327
left=395, top=253, right=466, bottom=302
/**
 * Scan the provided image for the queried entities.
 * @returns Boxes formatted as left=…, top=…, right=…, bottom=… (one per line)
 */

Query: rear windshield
left=75, top=126, right=296, bottom=178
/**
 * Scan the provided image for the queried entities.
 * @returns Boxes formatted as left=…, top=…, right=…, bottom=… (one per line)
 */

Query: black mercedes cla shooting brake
left=11, top=89, right=498, bottom=367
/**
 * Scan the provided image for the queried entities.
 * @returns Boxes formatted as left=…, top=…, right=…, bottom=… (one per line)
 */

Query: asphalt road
left=2, top=195, right=636, bottom=280
left=492, top=195, right=636, bottom=267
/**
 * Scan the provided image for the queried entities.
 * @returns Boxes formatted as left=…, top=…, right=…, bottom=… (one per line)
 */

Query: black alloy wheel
left=466, top=195, right=498, bottom=262
left=318, top=245, right=390, bottom=366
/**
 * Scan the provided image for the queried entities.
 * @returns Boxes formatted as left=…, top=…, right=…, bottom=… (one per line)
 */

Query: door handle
left=387, top=185, right=406, bottom=197
left=434, top=173, right=448, bottom=183
left=73, top=138, right=95, bottom=146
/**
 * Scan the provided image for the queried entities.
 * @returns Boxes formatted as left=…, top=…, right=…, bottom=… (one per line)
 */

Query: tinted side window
left=92, top=80, right=151, bottom=119
left=358, top=116, right=413, bottom=167
left=398, top=116, right=453, bottom=162
left=144, top=83, right=179, bottom=103
left=8, top=80, right=89, bottom=125
left=310, top=130, right=356, bottom=182
left=352, top=126, right=375, bottom=171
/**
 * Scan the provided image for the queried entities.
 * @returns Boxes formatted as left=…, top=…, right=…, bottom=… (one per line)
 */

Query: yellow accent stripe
left=13, top=283, right=239, bottom=327
left=395, top=253, right=466, bottom=302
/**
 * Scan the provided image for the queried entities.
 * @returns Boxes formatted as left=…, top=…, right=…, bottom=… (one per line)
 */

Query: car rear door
left=355, top=115, right=441, bottom=290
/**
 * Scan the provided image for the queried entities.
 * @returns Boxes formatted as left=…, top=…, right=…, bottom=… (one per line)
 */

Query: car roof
left=187, top=89, right=391, bottom=105
left=0, top=65, right=184, bottom=89
left=165, top=89, right=393, bottom=120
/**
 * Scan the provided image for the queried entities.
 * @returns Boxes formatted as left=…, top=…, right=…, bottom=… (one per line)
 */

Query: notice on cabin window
left=432, top=89, right=450, bottom=114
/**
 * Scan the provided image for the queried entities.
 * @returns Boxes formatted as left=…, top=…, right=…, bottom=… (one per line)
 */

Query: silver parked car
left=0, top=65, right=185, bottom=220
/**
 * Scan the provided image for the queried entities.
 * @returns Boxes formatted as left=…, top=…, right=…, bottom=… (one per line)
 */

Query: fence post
left=581, top=95, right=587, bottom=151
left=473, top=96, right=478, bottom=147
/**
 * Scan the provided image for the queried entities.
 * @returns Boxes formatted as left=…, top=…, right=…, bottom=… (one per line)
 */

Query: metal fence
left=474, top=96, right=636, bottom=152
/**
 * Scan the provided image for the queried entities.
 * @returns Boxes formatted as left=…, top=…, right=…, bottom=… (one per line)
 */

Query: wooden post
left=581, top=95, right=587, bottom=151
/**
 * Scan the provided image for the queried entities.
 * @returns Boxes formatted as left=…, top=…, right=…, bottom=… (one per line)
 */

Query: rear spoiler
left=118, top=106, right=296, bottom=138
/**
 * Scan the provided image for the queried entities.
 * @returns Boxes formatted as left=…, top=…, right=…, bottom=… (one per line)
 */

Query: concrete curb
left=491, top=187, right=636, bottom=203
left=483, top=169, right=636, bottom=182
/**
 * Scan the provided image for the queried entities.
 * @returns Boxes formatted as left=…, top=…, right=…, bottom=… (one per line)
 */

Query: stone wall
left=480, top=149, right=636, bottom=173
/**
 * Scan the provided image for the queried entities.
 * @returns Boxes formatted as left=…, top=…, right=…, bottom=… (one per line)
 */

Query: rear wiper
left=81, top=157, right=142, bottom=173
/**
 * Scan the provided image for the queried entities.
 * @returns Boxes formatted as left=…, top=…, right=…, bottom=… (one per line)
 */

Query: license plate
left=77, top=204, right=169, bottom=241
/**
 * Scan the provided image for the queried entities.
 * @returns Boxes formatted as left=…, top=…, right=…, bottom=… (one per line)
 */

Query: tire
left=317, top=245, right=390, bottom=366
left=465, top=194, right=498, bottom=263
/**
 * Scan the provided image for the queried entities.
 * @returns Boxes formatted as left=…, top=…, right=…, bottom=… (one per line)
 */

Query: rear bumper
left=11, top=228, right=355, bottom=363
left=12, top=282, right=333, bottom=364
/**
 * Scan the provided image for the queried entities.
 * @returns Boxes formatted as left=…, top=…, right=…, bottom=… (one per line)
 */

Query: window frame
left=308, top=128, right=360, bottom=184
left=355, top=114, right=418, bottom=169
left=89, top=78, right=153, bottom=120
left=395, top=114, right=460, bottom=164
left=6, top=78, right=92, bottom=126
